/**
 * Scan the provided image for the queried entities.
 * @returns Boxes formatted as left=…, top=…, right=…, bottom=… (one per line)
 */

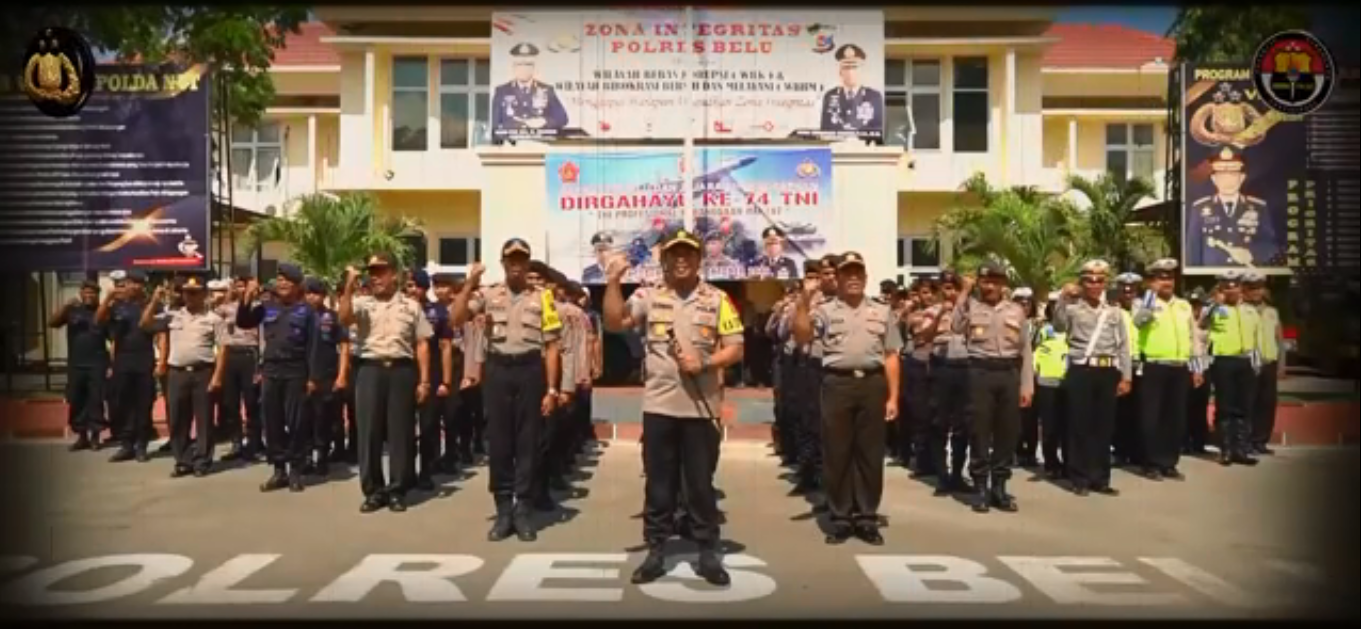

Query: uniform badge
left=532, top=88, right=547, bottom=110
left=492, top=323, right=505, bottom=337
left=652, top=322, right=668, bottom=338
left=856, top=101, right=874, bottom=124
left=1202, top=207, right=1212, bottom=217
left=699, top=326, right=713, bottom=339
left=971, top=325, right=985, bottom=338
left=776, top=268, right=789, bottom=279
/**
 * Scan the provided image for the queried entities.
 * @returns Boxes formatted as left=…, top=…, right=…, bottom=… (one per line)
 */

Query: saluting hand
left=244, top=279, right=260, bottom=302
left=800, top=277, right=819, bottom=300
left=1061, top=282, right=1080, bottom=299
left=344, top=265, right=360, bottom=288
left=884, top=399, right=899, bottom=422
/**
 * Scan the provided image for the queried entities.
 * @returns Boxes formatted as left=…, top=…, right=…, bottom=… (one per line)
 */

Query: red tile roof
left=273, top=22, right=339, bottom=67
left=1042, top=23, right=1175, bottom=69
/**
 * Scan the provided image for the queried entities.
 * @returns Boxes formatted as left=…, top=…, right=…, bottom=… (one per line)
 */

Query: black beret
left=277, top=263, right=304, bottom=283
left=304, top=277, right=327, bottom=294
left=410, top=270, right=431, bottom=289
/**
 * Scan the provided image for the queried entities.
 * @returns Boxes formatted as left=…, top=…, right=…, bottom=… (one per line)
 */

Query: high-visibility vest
left=1122, top=309, right=1138, bottom=358
left=1033, top=326, right=1068, bottom=385
left=1208, top=303, right=1259, bottom=357
left=1138, top=297, right=1193, bottom=362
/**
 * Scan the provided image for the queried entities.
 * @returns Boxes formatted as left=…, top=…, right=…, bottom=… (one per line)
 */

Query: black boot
left=108, top=447, right=135, bottom=463
left=88, top=430, right=104, bottom=451
left=488, top=500, right=515, bottom=542
left=971, top=477, right=990, bottom=513
left=512, top=502, right=537, bottom=542
left=222, top=442, right=243, bottom=462
left=287, top=468, right=305, bottom=493
left=259, top=466, right=288, bottom=492
left=695, top=549, right=730, bottom=586
left=990, top=478, right=1018, bottom=512
left=69, top=433, right=92, bottom=452
left=631, top=545, right=667, bottom=584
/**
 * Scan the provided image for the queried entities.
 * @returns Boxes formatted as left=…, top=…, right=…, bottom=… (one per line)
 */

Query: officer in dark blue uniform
left=96, top=270, right=159, bottom=463
left=51, top=280, right=110, bottom=451
left=409, top=270, right=455, bottom=491
left=819, top=44, right=884, bottom=134
left=304, top=277, right=349, bottom=475
left=492, top=42, right=569, bottom=137
left=748, top=226, right=800, bottom=280
left=1186, top=147, right=1278, bottom=268
left=235, top=264, right=319, bottom=493
left=582, top=232, right=612, bottom=284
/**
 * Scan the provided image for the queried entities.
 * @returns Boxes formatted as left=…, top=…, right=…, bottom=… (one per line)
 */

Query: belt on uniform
left=486, top=351, right=541, bottom=366
left=1146, top=359, right=1188, bottom=367
left=930, top=355, right=969, bottom=367
left=169, top=363, right=214, bottom=373
left=225, top=346, right=258, bottom=354
left=358, top=357, right=414, bottom=368
left=824, top=365, right=884, bottom=378
left=1072, top=356, right=1118, bottom=368
left=969, top=357, right=1020, bottom=370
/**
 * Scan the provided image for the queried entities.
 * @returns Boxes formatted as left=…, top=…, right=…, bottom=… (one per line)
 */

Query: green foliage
left=7, top=7, right=307, bottom=126
left=1063, top=173, right=1168, bottom=272
left=245, top=193, right=423, bottom=287
left=1167, top=6, right=1311, bottom=63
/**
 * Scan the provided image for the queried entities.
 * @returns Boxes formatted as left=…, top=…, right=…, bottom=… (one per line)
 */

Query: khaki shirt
left=950, top=296, right=1036, bottom=396
left=1053, top=296, right=1132, bottom=380
left=811, top=296, right=903, bottom=370
left=556, top=301, right=592, bottom=393
left=215, top=301, right=260, bottom=348
left=904, top=305, right=938, bottom=361
left=154, top=307, right=222, bottom=367
left=469, top=284, right=563, bottom=355
left=930, top=300, right=970, bottom=360
left=629, top=281, right=744, bottom=419
left=351, top=294, right=434, bottom=360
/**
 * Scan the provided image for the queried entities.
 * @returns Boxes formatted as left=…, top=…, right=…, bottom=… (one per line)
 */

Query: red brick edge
left=3, top=398, right=1357, bottom=446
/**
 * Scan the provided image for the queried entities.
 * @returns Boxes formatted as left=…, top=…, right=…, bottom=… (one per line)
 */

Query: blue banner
left=0, top=64, right=212, bottom=271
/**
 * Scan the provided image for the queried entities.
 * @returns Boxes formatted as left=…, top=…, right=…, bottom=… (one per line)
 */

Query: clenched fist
left=605, top=253, right=630, bottom=283
left=467, top=263, right=486, bottom=287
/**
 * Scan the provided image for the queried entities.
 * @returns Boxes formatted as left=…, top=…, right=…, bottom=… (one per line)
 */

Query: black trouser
left=219, top=348, right=262, bottom=448
left=261, top=372, right=309, bottom=471
left=821, top=369, right=888, bottom=528
left=450, top=384, right=478, bottom=458
left=110, top=366, right=155, bottom=451
left=642, top=412, right=722, bottom=547
left=417, top=367, right=453, bottom=480
left=484, top=352, right=546, bottom=508
left=1186, top=378, right=1211, bottom=450
left=440, top=358, right=466, bottom=461
left=797, top=356, right=825, bottom=472
left=1017, top=405, right=1039, bottom=463
left=1114, top=371, right=1143, bottom=465
left=341, top=365, right=358, bottom=452
left=1211, top=356, right=1256, bottom=457
left=166, top=365, right=214, bottom=468
left=776, top=352, right=797, bottom=459
left=966, top=360, right=1021, bottom=484
left=1034, top=384, right=1066, bottom=472
left=1140, top=363, right=1190, bottom=470
left=537, top=394, right=577, bottom=497
left=928, top=358, right=970, bottom=479
left=466, top=384, right=486, bottom=452
left=66, top=366, right=106, bottom=435
left=901, top=356, right=931, bottom=469
left=575, top=385, right=595, bottom=446
left=309, top=380, right=341, bottom=459
left=1064, top=364, right=1121, bottom=490
left=1251, top=363, right=1279, bottom=448
left=356, top=359, right=418, bottom=497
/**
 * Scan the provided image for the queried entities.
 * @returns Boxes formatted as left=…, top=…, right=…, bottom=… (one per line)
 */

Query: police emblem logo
left=651, top=322, right=668, bottom=338
left=21, top=27, right=96, bottom=118
left=1252, top=30, right=1337, bottom=115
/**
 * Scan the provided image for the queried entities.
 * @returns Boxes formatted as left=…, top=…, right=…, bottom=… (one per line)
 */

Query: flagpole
left=681, top=4, right=696, bottom=232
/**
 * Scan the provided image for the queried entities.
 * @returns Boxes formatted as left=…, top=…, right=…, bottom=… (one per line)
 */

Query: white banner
left=490, top=9, right=886, bottom=141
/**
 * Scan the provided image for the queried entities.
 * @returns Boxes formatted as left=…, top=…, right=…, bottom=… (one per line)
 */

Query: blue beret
left=304, top=277, right=327, bottom=294
left=410, top=270, right=431, bottom=289
left=277, top=263, right=303, bottom=283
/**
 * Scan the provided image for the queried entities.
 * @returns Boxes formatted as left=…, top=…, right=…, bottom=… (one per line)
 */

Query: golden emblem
left=1188, top=83, right=1283, bottom=149
left=23, top=29, right=84, bottom=107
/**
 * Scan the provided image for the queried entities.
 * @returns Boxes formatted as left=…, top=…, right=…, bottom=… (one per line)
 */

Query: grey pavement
left=0, top=440, right=1356, bottom=620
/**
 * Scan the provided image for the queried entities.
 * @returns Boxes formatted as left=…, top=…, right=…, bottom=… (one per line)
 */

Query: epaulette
left=870, top=295, right=888, bottom=305
left=1245, top=195, right=1265, bottom=205
left=1192, top=196, right=1212, bottom=206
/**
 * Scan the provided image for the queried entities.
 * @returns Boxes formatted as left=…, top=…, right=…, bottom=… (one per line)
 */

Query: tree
left=1064, top=173, right=1168, bottom=272
left=7, top=7, right=307, bottom=126
left=1167, top=6, right=1311, bottom=63
left=244, top=193, right=424, bottom=288
left=932, top=173, right=1085, bottom=300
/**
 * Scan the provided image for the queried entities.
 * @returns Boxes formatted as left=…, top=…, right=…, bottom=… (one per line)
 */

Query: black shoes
left=990, top=481, right=1018, bottom=512
left=971, top=480, right=990, bottom=513
left=532, top=494, right=557, bottom=512
left=1253, top=444, right=1275, bottom=456
left=192, top=466, right=210, bottom=478
left=69, top=434, right=92, bottom=452
left=171, top=466, right=192, bottom=478
left=388, top=494, right=407, bottom=512
left=549, top=474, right=573, bottom=492
left=415, top=476, right=436, bottom=492
left=631, top=547, right=667, bottom=584
left=1092, top=485, right=1119, bottom=496
left=288, top=472, right=305, bottom=493
left=1229, top=453, right=1259, bottom=466
left=934, top=474, right=968, bottom=497
left=1072, top=485, right=1090, bottom=497
left=108, top=448, right=135, bottom=463
left=259, top=468, right=288, bottom=493
left=487, top=513, right=515, bottom=542
left=156, top=441, right=172, bottom=455
left=824, top=525, right=852, bottom=545
left=1161, top=467, right=1184, bottom=481
left=695, top=551, right=730, bottom=586
left=360, top=494, right=387, bottom=514
left=1140, top=467, right=1163, bottom=481
left=854, top=524, right=885, bottom=546
left=513, top=508, right=537, bottom=542
left=134, top=449, right=150, bottom=463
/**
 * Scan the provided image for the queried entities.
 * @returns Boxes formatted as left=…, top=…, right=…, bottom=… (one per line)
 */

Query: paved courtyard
left=0, top=440, right=1356, bottom=619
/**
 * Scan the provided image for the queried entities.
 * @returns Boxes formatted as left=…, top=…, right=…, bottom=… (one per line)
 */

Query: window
left=392, top=56, right=429, bottom=152
left=883, top=59, right=941, bottom=150
left=437, top=237, right=482, bottom=272
left=952, top=57, right=990, bottom=153
left=439, top=59, right=492, bottom=149
left=229, top=122, right=282, bottom=191
left=896, top=235, right=941, bottom=275
left=1105, top=123, right=1156, bottom=184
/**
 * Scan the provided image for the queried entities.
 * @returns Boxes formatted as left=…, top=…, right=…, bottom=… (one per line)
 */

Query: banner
left=0, top=64, right=212, bottom=271
left=546, top=147, right=834, bottom=284
left=1180, top=63, right=1304, bottom=275
left=491, top=9, right=885, bottom=142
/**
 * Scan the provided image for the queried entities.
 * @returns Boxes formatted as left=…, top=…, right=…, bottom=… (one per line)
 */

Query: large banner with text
left=0, top=64, right=211, bottom=271
left=546, top=147, right=834, bottom=284
left=491, top=9, right=885, bottom=142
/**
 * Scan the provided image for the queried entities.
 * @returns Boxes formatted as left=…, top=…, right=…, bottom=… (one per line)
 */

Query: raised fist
left=467, top=263, right=486, bottom=287
left=605, top=254, right=630, bottom=282
left=344, top=265, right=360, bottom=286
left=801, top=276, right=820, bottom=298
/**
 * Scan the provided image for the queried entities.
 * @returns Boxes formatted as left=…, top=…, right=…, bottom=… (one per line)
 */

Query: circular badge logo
left=20, top=27, right=96, bottom=118
left=1251, top=30, right=1337, bottom=115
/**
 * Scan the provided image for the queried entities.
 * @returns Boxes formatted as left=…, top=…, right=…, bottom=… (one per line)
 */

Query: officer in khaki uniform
left=1053, top=260, right=1132, bottom=497
left=1201, top=269, right=1261, bottom=466
left=792, top=251, right=900, bottom=545
left=602, top=228, right=743, bottom=587
left=1010, top=287, right=1041, bottom=468
left=1132, top=259, right=1205, bottom=481
left=340, top=254, right=435, bottom=513
left=765, top=284, right=799, bottom=464
left=927, top=272, right=972, bottom=495
left=140, top=274, right=225, bottom=478
left=901, top=276, right=938, bottom=475
left=451, top=238, right=562, bottom=542
left=776, top=256, right=839, bottom=492
left=533, top=266, right=588, bottom=510
left=951, top=262, right=1033, bottom=513
left=1243, top=272, right=1286, bottom=455
left=217, top=276, right=264, bottom=462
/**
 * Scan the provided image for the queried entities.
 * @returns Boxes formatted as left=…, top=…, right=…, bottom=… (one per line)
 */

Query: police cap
left=304, top=277, right=328, bottom=295
left=834, top=43, right=867, bottom=65
left=125, top=270, right=149, bottom=284
left=502, top=238, right=532, bottom=258
left=207, top=279, right=229, bottom=292
left=1079, top=259, right=1111, bottom=278
left=591, top=232, right=614, bottom=247
left=510, top=42, right=540, bottom=58
left=1210, top=146, right=1245, bottom=174
left=1187, top=286, right=1207, bottom=302
left=803, top=259, right=822, bottom=274
left=703, top=230, right=725, bottom=244
left=761, top=225, right=785, bottom=240
left=277, top=263, right=304, bottom=284
left=365, top=253, right=395, bottom=269
left=109, top=270, right=127, bottom=282
left=179, top=274, right=207, bottom=292
left=837, top=251, right=866, bottom=270
left=938, top=270, right=961, bottom=287
left=1217, top=269, right=1244, bottom=284
left=978, top=260, right=1009, bottom=280
left=1242, top=271, right=1266, bottom=285
left=1012, top=287, right=1034, bottom=300
left=1115, top=272, right=1143, bottom=285
left=410, top=269, right=431, bottom=290
left=1146, top=258, right=1179, bottom=275
left=660, top=228, right=702, bottom=251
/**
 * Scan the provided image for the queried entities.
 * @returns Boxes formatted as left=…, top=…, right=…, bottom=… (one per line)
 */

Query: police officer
left=50, top=279, right=109, bottom=451
left=901, top=276, right=937, bottom=475
left=340, top=254, right=435, bottom=512
left=1184, top=287, right=1213, bottom=455
left=1112, top=272, right=1143, bottom=468
left=776, top=259, right=821, bottom=487
left=492, top=42, right=569, bottom=137
left=791, top=251, right=900, bottom=544
left=432, top=272, right=470, bottom=471
left=1132, top=259, right=1205, bottom=481
left=582, top=233, right=612, bottom=284
left=96, top=269, right=158, bottom=463
left=534, top=270, right=589, bottom=508
left=303, top=277, right=349, bottom=475
left=450, top=239, right=562, bottom=541
left=779, top=255, right=840, bottom=492
left=141, top=275, right=224, bottom=477
left=1244, top=272, right=1285, bottom=455
left=1201, top=270, right=1261, bottom=466
left=602, top=228, right=741, bottom=585
left=927, top=271, right=972, bottom=495
left=951, top=262, right=1033, bottom=512
left=408, top=270, right=454, bottom=491
left=574, top=285, right=603, bottom=453
left=1187, top=147, right=1278, bottom=268
left=767, top=282, right=799, bottom=465
left=748, top=226, right=799, bottom=280
left=1032, top=298, right=1069, bottom=479
left=1054, top=260, right=1132, bottom=497
left=338, top=277, right=365, bottom=464
left=236, top=264, right=320, bottom=493
left=217, top=276, right=265, bottom=462
left=1009, top=287, right=1042, bottom=469
left=819, top=44, right=884, bottom=134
